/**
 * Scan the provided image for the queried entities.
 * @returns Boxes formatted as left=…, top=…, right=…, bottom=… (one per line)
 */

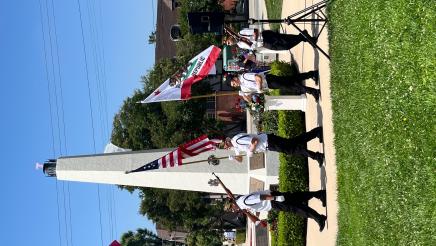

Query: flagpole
left=125, top=154, right=246, bottom=174
left=181, top=154, right=246, bottom=165
left=187, top=91, right=240, bottom=100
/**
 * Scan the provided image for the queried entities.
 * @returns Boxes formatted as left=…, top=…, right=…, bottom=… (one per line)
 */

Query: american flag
left=126, top=135, right=221, bottom=173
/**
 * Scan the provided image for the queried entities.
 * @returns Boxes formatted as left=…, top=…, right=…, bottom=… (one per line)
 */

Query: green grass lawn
left=328, top=0, right=436, bottom=244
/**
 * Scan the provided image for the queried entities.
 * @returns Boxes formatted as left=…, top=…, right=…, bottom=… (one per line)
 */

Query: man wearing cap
left=227, top=70, right=320, bottom=102
left=224, top=126, right=324, bottom=166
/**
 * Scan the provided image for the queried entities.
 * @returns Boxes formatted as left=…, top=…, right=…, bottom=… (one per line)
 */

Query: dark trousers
left=267, top=127, right=321, bottom=160
left=265, top=73, right=318, bottom=96
left=262, top=30, right=306, bottom=50
left=270, top=190, right=325, bottom=225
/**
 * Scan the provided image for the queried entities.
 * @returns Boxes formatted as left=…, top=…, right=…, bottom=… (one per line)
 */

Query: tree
left=120, top=228, right=184, bottom=246
left=137, top=187, right=225, bottom=246
left=112, top=2, right=228, bottom=243
left=110, top=89, right=163, bottom=150
left=138, top=188, right=224, bottom=230
left=111, top=57, right=223, bottom=150
left=185, top=229, right=223, bottom=246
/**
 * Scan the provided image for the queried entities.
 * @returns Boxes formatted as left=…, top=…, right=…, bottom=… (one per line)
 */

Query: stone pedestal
left=264, top=94, right=307, bottom=112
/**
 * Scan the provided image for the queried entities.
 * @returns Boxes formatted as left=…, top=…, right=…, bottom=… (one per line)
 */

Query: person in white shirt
left=234, top=189, right=327, bottom=231
left=227, top=70, right=321, bottom=102
left=224, top=27, right=316, bottom=51
left=226, top=72, right=267, bottom=102
left=224, top=127, right=324, bottom=166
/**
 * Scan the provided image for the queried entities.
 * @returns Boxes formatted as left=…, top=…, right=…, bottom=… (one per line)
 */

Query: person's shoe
left=315, top=153, right=324, bottom=167
left=318, top=215, right=327, bottom=232
left=317, top=190, right=327, bottom=207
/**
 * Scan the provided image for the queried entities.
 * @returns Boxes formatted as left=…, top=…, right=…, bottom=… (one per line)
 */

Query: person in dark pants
left=227, top=71, right=320, bottom=102
left=224, top=27, right=316, bottom=51
left=262, top=30, right=316, bottom=50
left=224, top=127, right=324, bottom=166
left=233, top=189, right=327, bottom=231
left=265, top=71, right=320, bottom=98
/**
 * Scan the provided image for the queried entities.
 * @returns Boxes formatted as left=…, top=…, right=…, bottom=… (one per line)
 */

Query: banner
left=141, top=45, right=221, bottom=103
left=125, top=135, right=221, bottom=173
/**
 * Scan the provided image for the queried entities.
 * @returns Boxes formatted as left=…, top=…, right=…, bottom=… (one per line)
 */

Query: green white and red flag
left=141, top=45, right=221, bottom=103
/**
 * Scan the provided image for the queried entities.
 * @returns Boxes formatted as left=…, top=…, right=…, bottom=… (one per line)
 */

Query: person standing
left=234, top=189, right=327, bottom=231
left=224, top=27, right=316, bottom=51
left=227, top=71, right=320, bottom=102
left=224, top=127, right=324, bottom=166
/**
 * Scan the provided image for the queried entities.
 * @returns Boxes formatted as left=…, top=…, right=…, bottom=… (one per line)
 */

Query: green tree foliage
left=138, top=188, right=224, bottom=231
left=112, top=58, right=225, bottom=245
left=111, top=89, right=162, bottom=150
left=185, top=229, right=223, bottom=246
left=120, top=228, right=184, bottom=246
left=111, top=58, right=223, bottom=149
left=175, top=33, right=220, bottom=60
left=137, top=187, right=225, bottom=246
left=112, top=1, right=228, bottom=243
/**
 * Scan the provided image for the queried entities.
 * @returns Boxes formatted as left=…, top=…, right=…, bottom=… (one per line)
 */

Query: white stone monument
left=42, top=148, right=278, bottom=195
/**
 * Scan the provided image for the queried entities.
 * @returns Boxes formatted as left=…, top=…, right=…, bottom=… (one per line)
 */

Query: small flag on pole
left=126, top=135, right=221, bottom=173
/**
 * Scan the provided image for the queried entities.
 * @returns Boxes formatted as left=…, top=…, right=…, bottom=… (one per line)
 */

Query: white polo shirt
left=236, top=190, right=272, bottom=212
left=230, top=133, right=268, bottom=155
left=238, top=73, right=268, bottom=96
left=236, top=28, right=258, bottom=50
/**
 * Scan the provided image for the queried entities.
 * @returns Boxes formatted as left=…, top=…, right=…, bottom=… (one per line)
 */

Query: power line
left=96, top=0, right=111, bottom=142
left=42, top=0, right=75, bottom=245
left=44, top=0, right=63, bottom=158
left=76, top=0, right=104, bottom=245
left=38, top=0, right=62, bottom=245
left=86, top=0, right=107, bottom=146
left=88, top=0, right=118, bottom=240
left=43, top=1, right=74, bottom=246
left=49, top=0, right=68, bottom=160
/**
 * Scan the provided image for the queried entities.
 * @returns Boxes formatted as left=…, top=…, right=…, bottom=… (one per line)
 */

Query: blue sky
left=0, top=0, right=157, bottom=245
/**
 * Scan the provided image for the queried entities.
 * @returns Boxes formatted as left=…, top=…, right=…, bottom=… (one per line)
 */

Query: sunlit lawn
left=328, top=0, right=436, bottom=244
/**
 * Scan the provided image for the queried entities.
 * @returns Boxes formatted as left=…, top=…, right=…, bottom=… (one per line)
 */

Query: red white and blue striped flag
left=126, top=135, right=221, bottom=173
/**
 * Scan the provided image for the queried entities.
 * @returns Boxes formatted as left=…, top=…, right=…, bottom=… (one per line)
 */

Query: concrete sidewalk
left=279, top=0, right=338, bottom=245
left=245, top=1, right=338, bottom=245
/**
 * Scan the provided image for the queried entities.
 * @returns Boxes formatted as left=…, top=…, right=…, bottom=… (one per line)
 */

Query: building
left=155, top=0, right=179, bottom=63
left=156, top=223, right=188, bottom=244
